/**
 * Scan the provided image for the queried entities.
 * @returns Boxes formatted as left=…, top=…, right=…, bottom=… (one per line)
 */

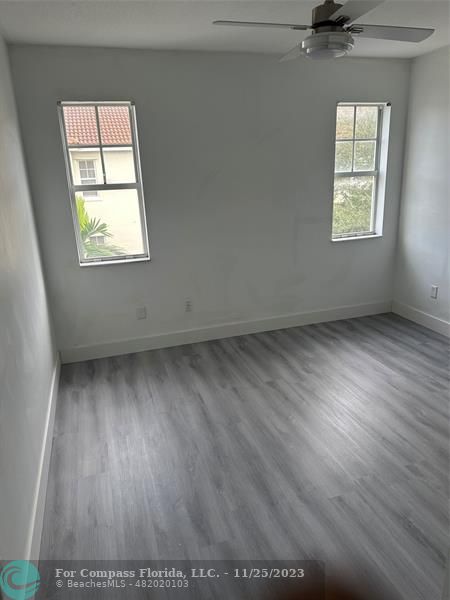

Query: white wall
left=0, top=37, right=57, bottom=559
left=9, top=45, right=411, bottom=361
left=393, top=46, right=450, bottom=336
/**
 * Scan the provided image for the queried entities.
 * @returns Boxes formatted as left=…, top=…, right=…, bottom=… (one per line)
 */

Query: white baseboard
left=443, top=550, right=450, bottom=600
left=61, top=301, right=391, bottom=363
left=26, top=356, right=60, bottom=560
left=392, top=301, right=450, bottom=337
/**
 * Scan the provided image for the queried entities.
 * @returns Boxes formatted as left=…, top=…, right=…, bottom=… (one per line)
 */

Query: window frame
left=78, top=158, right=98, bottom=185
left=89, top=234, right=106, bottom=246
left=57, top=100, right=150, bottom=266
left=77, top=158, right=100, bottom=200
left=331, top=102, right=389, bottom=241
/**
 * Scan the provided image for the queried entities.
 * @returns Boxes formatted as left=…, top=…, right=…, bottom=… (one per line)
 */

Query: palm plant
left=75, top=196, right=125, bottom=258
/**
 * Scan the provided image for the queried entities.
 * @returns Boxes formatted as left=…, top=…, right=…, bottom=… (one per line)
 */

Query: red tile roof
left=63, top=105, right=132, bottom=146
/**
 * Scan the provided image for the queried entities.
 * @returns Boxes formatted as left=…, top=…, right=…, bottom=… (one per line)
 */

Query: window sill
left=331, top=234, right=383, bottom=243
left=79, top=255, right=150, bottom=267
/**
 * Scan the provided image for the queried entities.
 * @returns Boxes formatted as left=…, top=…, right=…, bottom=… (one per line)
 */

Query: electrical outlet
left=185, top=299, right=192, bottom=313
left=136, top=306, right=147, bottom=320
left=431, top=285, right=438, bottom=300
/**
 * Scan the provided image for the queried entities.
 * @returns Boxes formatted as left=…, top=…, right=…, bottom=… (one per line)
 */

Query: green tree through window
left=75, top=196, right=125, bottom=258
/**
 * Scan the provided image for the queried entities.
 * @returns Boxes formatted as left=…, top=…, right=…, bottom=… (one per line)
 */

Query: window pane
left=336, top=106, right=354, bottom=139
left=79, top=160, right=96, bottom=182
left=104, top=147, right=136, bottom=184
left=98, top=107, right=136, bottom=183
left=63, top=105, right=99, bottom=146
left=75, top=190, right=145, bottom=259
left=332, top=176, right=375, bottom=236
left=355, top=106, right=378, bottom=139
left=354, top=141, right=376, bottom=171
left=335, top=141, right=353, bottom=172
left=69, top=149, right=102, bottom=185
left=98, top=105, right=132, bottom=145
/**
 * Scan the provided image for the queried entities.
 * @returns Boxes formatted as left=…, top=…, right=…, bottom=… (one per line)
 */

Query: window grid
left=58, top=101, right=150, bottom=265
left=78, top=160, right=97, bottom=185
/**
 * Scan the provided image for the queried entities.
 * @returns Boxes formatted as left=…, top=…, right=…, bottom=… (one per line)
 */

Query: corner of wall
left=391, top=47, right=450, bottom=334
left=391, top=55, right=414, bottom=304
left=27, top=355, right=60, bottom=560
left=0, top=35, right=58, bottom=561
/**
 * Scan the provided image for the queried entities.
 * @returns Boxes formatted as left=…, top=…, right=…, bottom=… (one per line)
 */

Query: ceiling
left=0, top=0, right=448, bottom=58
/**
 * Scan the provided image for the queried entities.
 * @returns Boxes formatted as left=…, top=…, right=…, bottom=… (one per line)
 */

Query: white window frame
left=58, top=100, right=150, bottom=266
left=78, top=158, right=97, bottom=184
left=77, top=158, right=99, bottom=200
left=89, top=234, right=106, bottom=246
left=331, top=102, right=391, bottom=242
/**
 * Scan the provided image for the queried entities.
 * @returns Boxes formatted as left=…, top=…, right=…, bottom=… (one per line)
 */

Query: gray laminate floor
left=40, top=313, right=449, bottom=599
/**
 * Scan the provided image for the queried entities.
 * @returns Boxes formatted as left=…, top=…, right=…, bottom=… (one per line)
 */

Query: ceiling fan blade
left=279, top=45, right=303, bottom=62
left=329, top=0, right=385, bottom=24
left=213, top=20, right=309, bottom=30
left=351, top=24, right=434, bottom=42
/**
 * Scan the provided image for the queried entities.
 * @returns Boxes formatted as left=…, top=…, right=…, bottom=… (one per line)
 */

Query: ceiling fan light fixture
left=301, top=31, right=354, bottom=59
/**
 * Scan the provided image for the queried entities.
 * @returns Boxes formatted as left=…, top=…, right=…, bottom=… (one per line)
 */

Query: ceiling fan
left=213, top=0, right=434, bottom=60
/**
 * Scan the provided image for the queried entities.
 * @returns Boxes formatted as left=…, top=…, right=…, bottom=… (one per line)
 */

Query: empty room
left=0, top=1, right=449, bottom=599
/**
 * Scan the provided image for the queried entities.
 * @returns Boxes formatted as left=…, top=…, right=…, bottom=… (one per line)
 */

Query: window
left=331, top=102, right=390, bottom=240
left=58, top=101, right=149, bottom=265
left=78, top=159, right=99, bottom=200
left=89, top=234, right=106, bottom=246
left=78, top=159, right=97, bottom=184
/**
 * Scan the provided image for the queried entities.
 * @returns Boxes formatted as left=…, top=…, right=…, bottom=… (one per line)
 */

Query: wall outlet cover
left=136, top=306, right=147, bottom=320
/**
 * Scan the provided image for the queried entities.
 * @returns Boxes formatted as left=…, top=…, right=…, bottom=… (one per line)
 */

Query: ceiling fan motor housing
left=301, top=31, right=354, bottom=58
left=312, top=0, right=344, bottom=27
